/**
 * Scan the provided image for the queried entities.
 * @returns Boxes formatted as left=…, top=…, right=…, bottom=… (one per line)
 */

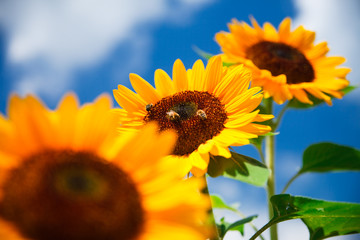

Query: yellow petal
left=278, top=17, right=291, bottom=41
left=209, top=143, right=231, bottom=158
left=189, top=151, right=209, bottom=170
left=130, top=73, right=161, bottom=104
left=225, top=110, right=260, bottom=128
left=155, top=69, right=175, bottom=97
left=290, top=88, right=313, bottom=104
left=113, top=86, right=146, bottom=113
left=306, top=87, right=332, bottom=105
left=172, top=59, right=188, bottom=91
left=204, top=56, right=223, bottom=93
left=190, top=59, right=205, bottom=91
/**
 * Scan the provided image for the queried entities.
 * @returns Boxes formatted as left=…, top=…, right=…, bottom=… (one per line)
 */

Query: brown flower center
left=246, top=41, right=315, bottom=84
left=144, top=91, right=227, bottom=156
left=0, top=150, right=143, bottom=240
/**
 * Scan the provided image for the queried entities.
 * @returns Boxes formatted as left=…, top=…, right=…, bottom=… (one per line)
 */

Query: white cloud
left=0, top=0, right=213, bottom=100
left=293, top=0, right=360, bottom=101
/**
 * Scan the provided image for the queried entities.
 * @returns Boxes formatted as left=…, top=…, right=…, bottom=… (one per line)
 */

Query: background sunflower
left=215, top=17, right=350, bottom=105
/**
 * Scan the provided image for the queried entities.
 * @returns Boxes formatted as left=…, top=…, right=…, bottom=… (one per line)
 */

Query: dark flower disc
left=0, top=150, right=144, bottom=240
left=144, top=91, right=228, bottom=156
left=246, top=41, right=315, bottom=84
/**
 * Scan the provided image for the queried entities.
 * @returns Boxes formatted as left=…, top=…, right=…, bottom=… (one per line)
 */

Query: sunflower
left=215, top=17, right=350, bottom=105
left=0, top=93, right=210, bottom=240
left=113, top=56, right=273, bottom=176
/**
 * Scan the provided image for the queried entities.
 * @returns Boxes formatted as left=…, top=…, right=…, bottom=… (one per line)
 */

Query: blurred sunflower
left=0, top=94, right=210, bottom=240
left=113, top=56, right=273, bottom=176
left=215, top=17, right=350, bottom=105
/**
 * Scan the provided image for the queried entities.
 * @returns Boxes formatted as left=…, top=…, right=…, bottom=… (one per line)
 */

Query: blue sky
left=0, top=0, right=359, bottom=239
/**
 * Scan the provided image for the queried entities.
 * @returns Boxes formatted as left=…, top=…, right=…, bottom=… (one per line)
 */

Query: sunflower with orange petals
left=113, top=56, right=273, bottom=177
left=0, top=94, right=210, bottom=240
left=215, top=17, right=350, bottom=105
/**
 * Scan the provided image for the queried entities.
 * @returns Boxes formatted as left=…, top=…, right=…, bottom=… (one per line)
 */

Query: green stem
left=210, top=152, right=265, bottom=240
left=281, top=172, right=302, bottom=194
left=232, top=210, right=266, bottom=240
left=249, top=220, right=277, bottom=240
left=254, top=144, right=266, bottom=164
left=273, top=102, right=289, bottom=130
left=202, top=175, right=220, bottom=240
left=264, top=98, right=278, bottom=240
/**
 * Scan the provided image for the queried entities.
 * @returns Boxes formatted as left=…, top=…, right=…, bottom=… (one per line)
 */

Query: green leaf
left=192, top=46, right=237, bottom=66
left=299, top=142, right=360, bottom=174
left=281, top=142, right=360, bottom=194
left=250, top=136, right=264, bottom=148
left=192, top=45, right=214, bottom=60
left=216, top=216, right=257, bottom=238
left=342, top=85, right=357, bottom=94
left=208, top=151, right=269, bottom=186
left=264, top=132, right=279, bottom=137
left=216, top=217, right=228, bottom=238
left=226, top=215, right=257, bottom=236
left=222, top=61, right=237, bottom=67
left=288, top=86, right=356, bottom=109
left=250, top=132, right=278, bottom=148
left=210, top=195, right=238, bottom=212
left=287, top=94, right=326, bottom=109
left=269, top=194, right=360, bottom=240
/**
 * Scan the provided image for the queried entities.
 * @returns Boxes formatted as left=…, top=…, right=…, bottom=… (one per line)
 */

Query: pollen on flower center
left=171, top=102, right=198, bottom=120
left=246, top=41, right=315, bottom=84
left=144, top=91, right=227, bottom=156
left=0, top=150, right=144, bottom=240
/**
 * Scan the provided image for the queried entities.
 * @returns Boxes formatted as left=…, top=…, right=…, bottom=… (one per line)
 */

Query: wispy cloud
left=0, top=0, right=213, bottom=100
left=293, top=0, right=360, bottom=101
